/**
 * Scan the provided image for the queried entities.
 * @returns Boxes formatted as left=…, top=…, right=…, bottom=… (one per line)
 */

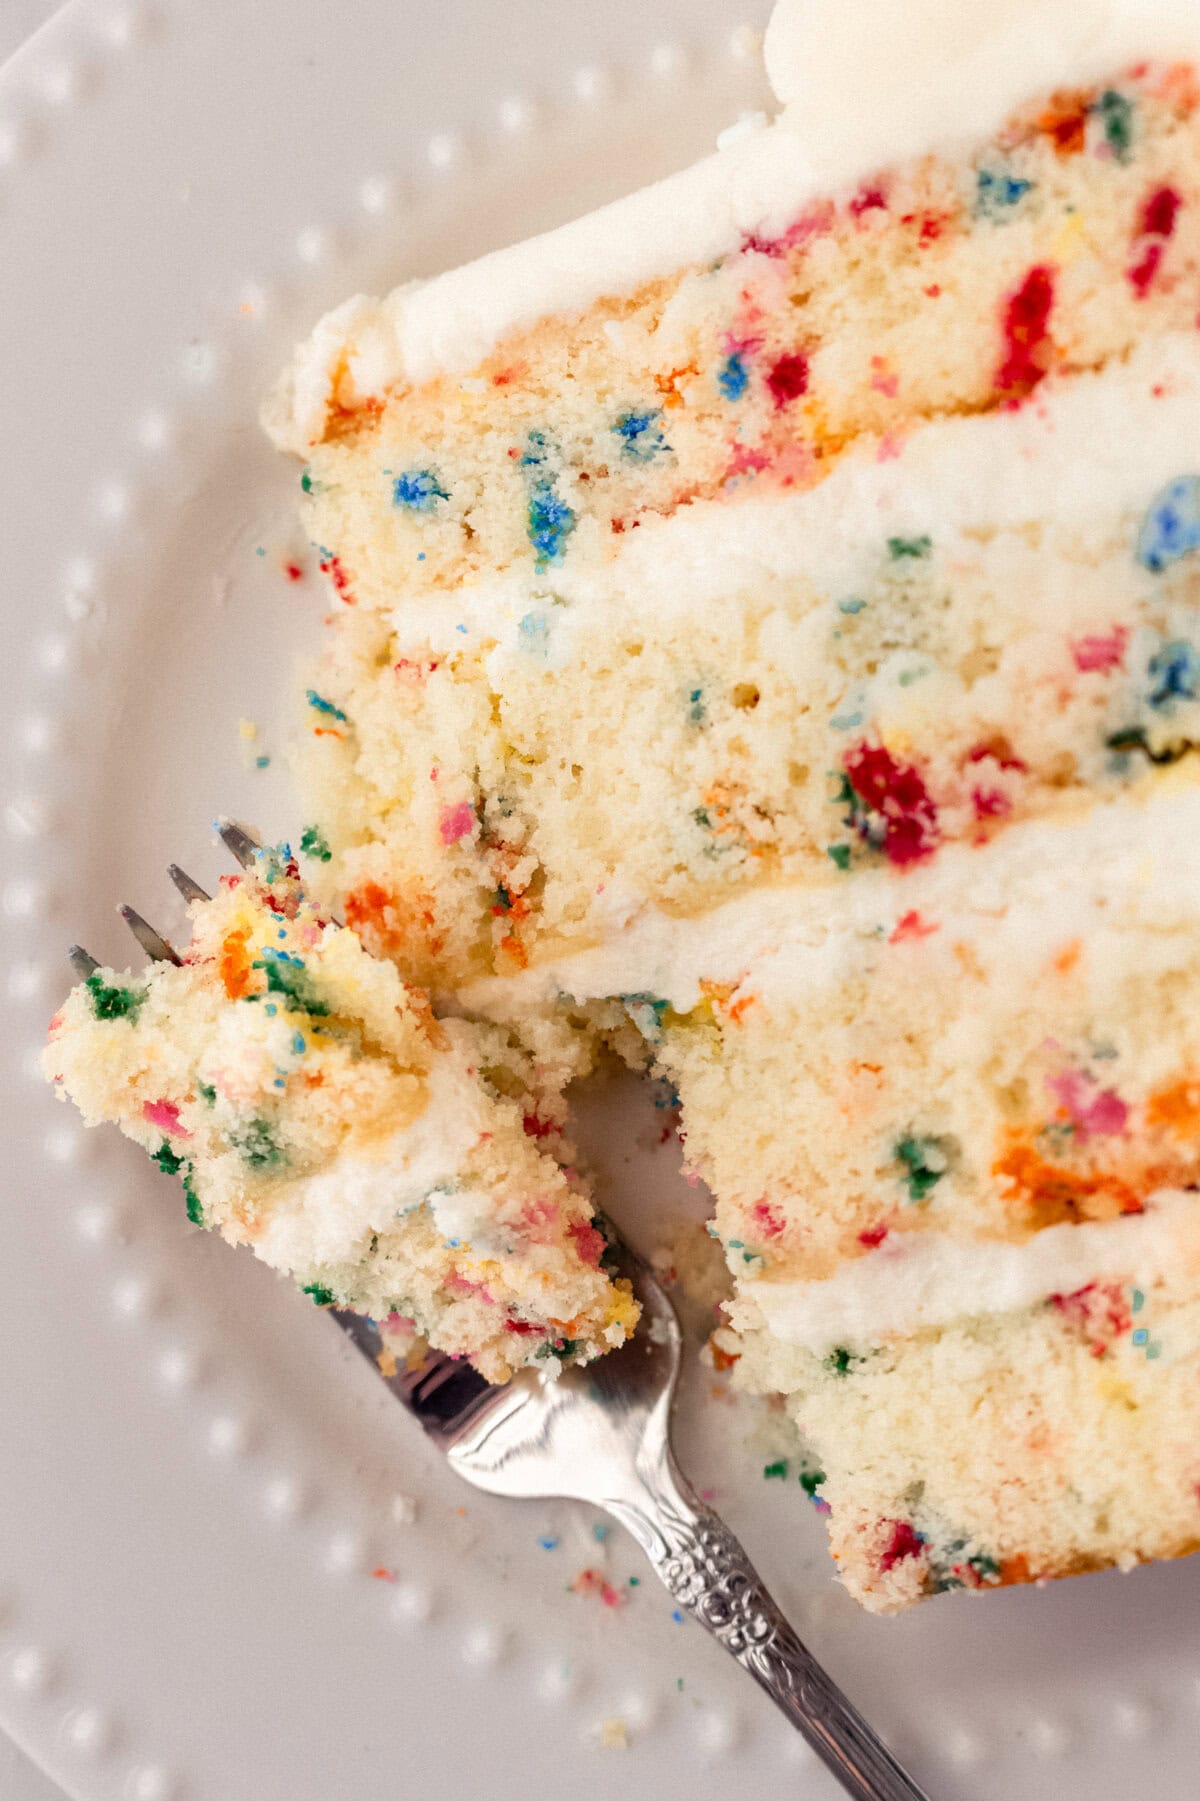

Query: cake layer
left=43, top=850, right=636, bottom=1380
left=730, top=1282, right=1200, bottom=1612
left=468, top=775, right=1200, bottom=1279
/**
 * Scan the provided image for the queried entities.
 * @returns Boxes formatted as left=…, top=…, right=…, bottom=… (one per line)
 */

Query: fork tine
left=68, top=945, right=100, bottom=980
left=167, top=863, right=210, bottom=905
left=216, top=817, right=263, bottom=870
left=119, top=904, right=182, bottom=965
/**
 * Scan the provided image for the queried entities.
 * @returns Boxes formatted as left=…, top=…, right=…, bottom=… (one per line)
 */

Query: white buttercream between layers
left=253, top=1022, right=490, bottom=1272
left=748, top=1189, right=1200, bottom=1352
left=265, top=0, right=1200, bottom=452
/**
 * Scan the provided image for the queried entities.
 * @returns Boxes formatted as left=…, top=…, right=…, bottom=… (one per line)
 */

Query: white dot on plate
left=20, top=713, right=58, bottom=755
left=5, top=799, right=46, bottom=839
left=112, top=1276, right=157, bottom=1320
left=2, top=880, right=39, bottom=918
left=427, top=132, right=462, bottom=170
left=359, top=176, right=393, bottom=215
left=498, top=94, right=533, bottom=133
left=537, top=1658, right=580, bottom=1702
left=136, top=411, right=170, bottom=452
left=8, top=961, right=44, bottom=1002
left=208, top=1414, right=249, bottom=1457
left=181, top=341, right=217, bottom=386
left=1030, top=1717, right=1071, bottom=1758
left=63, top=1706, right=113, bottom=1756
left=39, top=634, right=71, bottom=674
left=325, top=1532, right=365, bottom=1575
left=62, top=555, right=96, bottom=594
left=944, top=1728, right=985, bottom=1766
left=157, top=1346, right=200, bottom=1390
left=39, top=63, right=78, bottom=106
left=461, top=1624, right=506, bottom=1667
left=76, top=1201, right=116, bottom=1243
left=699, top=1708, right=739, bottom=1754
left=263, top=1475, right=304, bottom=1520
left=94, top=481, right=131, bottom=522
left=0, top=119, right=25, bottom=166
left=295, top=227, right=326, bottom=265
left=572, top=66, right=610, bottom=105
left=48, top=1130, right=85, bottom=1166
left=10, top=1647, right=51, bottom=1695
left=729, top=23, right=762, bottom=61
left=391, top=1581, right=434, bottom=1624
left=650, top=41, right=686, bottom=78
left=126, top=1766, right=176, bottom=1801
left=1113, top=1699, right=1153, bottom=1738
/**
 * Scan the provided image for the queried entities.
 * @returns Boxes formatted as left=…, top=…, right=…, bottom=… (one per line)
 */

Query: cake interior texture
left=46, top=0, right=1200, bottom=1611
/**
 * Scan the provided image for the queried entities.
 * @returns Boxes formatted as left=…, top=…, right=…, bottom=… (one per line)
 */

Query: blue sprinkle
left=614, top=408, right=670, bottom=462
left=265, top=1003, right=277, bottom=1017
left=255, top=755, right=270, bottom=768
left=305, top=689, right=347, bottom=722
left=671, top=1610, right=685, bottom=1624
left=591, top=1523, right=610, bottom=1543
left=527, top=481, right=576, bottom=568
left=277, top=927, right=287, bottom=940
left=830, top=712, right=864, bottom=732
left=976, top=168, right=1033, bottom=216
left=445, top=1238, right=461, bottom=1249
left=838, top=597, right=867, bottom=615
left=273, top=1077, right=286, bottom=1089
left=538, top=1534, right=560, bottom=1551
left=392, top=469, right=448, bottom=512
left=518, top=611, right=550, bottom=656
left=1137, top=476, right=1200, bottom=573
left=521, top=430, right=551, bottom=468
left=455, top=622, right=468, bottom=634
left=255, top=546, right=266, bottom=557
left=1147, top=639, right=1200, bottom=708
left=1132, top=1327, right=1149, bottom=1345
left=717, top=351, right=749, bottom=401
left=417, top=552, right=426, bottom=561
left=688, top=687, right=706, bottom=725
left=260, top=947, right=304, bottom=966
left=292, top=1031, right=306, bottom=1055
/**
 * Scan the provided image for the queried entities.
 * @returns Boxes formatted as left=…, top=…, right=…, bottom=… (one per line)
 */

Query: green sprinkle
left=230, top=1117, right=285, bottom=1169
left=826, top=843, right=852, bottom=871
left=299, top=824, right=332, bottom=862
left=197, top=1082, right=217, bottom=1106
left=837, top=597, right=867, bottom=615
left=84, top=972, right=146, bottom=1022
left=255, top=755, right=271, bottom=769
left=799, top=1469, right=826, bottom=1499
left=1096, top=88, right=1134, bottom=162
left=252, top=951, right=329, bottom=1015
left=887, top=535, right=932, bottom=561
left=1132, top=1288, right=1145, bottom=1314
left=303, top=1283, right=336, bottom=1307
left=182, top=1166, right=204, bottom=1226
left=895, top=1135, right=949, bottom=1203
left=152, top=1139, right=185, bottom=1177
left=628, top=1576, right=640, bottom=1587
left=536, top=1336, right=580, bottom=1362
left=825, top=1347, right=858, bottom=1377
left=763, top=1459, right=789, bottom=1480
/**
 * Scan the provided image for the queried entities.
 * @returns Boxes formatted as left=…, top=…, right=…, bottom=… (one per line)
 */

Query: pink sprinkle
left=1071, top=626, right=1128, bottom=673
left=879, top=1519, right=924, bottom=1573
left=569, top=1221, right=607, bottom=1267
left=143, top=1099, right=190, bottom=1139
left=438, top=801, right=475, bottom=845
left=750, top=1199, right=786, bottom=1239
left=1046, top=1070, right=1129, bottom=1138
left=876, top=431, right=905, bottom=463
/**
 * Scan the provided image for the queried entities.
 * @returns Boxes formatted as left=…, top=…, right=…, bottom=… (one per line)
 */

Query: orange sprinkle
left=1146, top=1078, right=1200, bottom=1137
left=371, top=1567, right=396, bottom=1583
left=1052, top=939, right=1082, bottom=974
left=218, top=927, right=253, bottom=1000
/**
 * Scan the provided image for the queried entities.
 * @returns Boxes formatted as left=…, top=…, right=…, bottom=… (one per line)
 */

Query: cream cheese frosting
left=264, top=0, right=1200, bottom=453
left=744, top=1189, right=1200, bottom=1352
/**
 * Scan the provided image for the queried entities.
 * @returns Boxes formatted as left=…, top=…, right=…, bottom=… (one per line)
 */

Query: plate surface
left=3, top=3, right=1200, bottom=1798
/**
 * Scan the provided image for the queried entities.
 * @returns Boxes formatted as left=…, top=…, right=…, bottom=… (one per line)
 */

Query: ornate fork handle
left=607, top=1456, right=931, bottom=1801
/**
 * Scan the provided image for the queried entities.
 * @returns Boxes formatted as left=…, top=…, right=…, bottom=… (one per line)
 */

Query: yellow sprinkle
left=1051, top=213, right=1092, bottom=262
left=238, top=718, right=258, bottom=741
left=599, top=1718, right=628, bottom=1750
left=376, top=1346, right=397, bottom=1379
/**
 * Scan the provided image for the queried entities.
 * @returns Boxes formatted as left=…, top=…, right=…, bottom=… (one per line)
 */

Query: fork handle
left=607, top=1455, right=931, bottom=1801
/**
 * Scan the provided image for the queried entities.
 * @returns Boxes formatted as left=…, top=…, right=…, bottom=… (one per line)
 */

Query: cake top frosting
left=265, top=0, right=1200, bottom=454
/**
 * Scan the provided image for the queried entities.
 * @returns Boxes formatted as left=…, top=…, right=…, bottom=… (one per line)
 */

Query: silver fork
left=68, top=821, right=931, bottom=1801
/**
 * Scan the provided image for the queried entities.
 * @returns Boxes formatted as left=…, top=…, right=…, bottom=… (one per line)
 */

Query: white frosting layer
left=386, top=333, right=1200, bottom=660
left=750, top=1190, right=1200, bottom=1352
left=266, top=0, right=1200, bottom=452
left=461, top=775, right=1200, bottom=1016
left=254, top=1022, right=490, bottom=1272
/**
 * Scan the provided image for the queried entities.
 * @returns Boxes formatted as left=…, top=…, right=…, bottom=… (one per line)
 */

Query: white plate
left=3, top=3, right=1200, bottom=1797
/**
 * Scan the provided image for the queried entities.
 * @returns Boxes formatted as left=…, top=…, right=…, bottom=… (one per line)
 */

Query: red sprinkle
left=889, top=910, right=939, bottom=943
left=996, top=265, right=1056, bottom=395
left=750, top=1199, right=786, bottom=1240
left=568, top=1220, right=608, bottom=1267
left=766, top=351, right=810, bottom=408
left=858, top=1223, right=890, bottom=1248
left=844, top=743, right=940, bottom=866
left=283, top=561, right=304, bottom=582
left=879, top=1520, right=925, bottom=1573
left=1129, top=185, right=1183, bottom=297
left=1141, top=184, right=1182, bottom=240
left=1050, top=1282, right=1132, bottom=1356
left=849, top=184, right=888, bottom=218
